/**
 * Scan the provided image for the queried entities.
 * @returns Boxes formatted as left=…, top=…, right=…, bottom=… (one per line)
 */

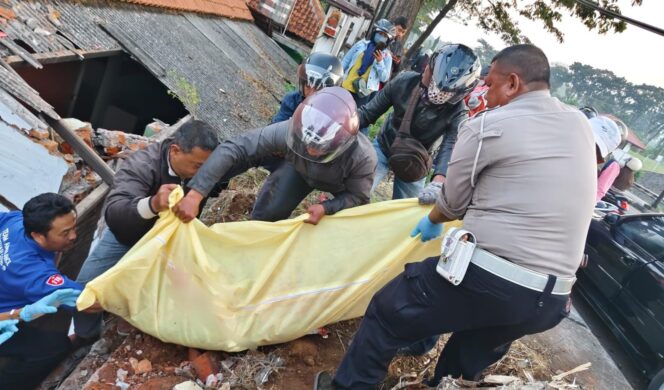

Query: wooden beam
left=3, top=48, right=124, bottom=67
left=76, top=183, right=110, bottom=219
left=45, top=117, right=116, bottom=186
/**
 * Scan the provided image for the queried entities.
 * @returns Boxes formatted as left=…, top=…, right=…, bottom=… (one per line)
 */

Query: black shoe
left=313, top=371, right=337, bottom=390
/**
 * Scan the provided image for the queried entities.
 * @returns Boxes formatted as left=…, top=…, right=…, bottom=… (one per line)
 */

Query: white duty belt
left=471, top=248, right=575, bottom=295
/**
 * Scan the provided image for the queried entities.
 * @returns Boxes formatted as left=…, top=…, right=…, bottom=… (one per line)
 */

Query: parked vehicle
left=602, top=188, right=631, bottom=215
left=578, top=213, right=664, bottom=390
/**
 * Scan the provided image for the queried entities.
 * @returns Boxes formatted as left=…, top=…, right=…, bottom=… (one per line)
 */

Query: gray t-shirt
left=436, top=90, right=596, bottom=277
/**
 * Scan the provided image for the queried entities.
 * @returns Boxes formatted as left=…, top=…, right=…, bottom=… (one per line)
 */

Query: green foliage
left=407, top=0, right=641, bottom=62
left=368, top=109, right=392, bottom=140
left=167, top=70, right=201, bottom=117
left=550, top=61, right=664, bottom=150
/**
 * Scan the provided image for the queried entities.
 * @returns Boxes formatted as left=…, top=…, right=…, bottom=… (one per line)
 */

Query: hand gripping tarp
left=78, top=187, right=456, bottom=351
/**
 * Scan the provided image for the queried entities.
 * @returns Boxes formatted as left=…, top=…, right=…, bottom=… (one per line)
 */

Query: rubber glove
left=0, top=319, right=19, bottom=345
left=20, top=289, right=81, bottom=322
left=410, top=215, right=443, bottom=242
left=417, top=181, right=443, bottom=205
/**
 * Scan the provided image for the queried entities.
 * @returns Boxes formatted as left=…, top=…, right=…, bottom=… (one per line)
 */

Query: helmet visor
left=287, top=104, right=354, bottom=163
left=299, top=64, right=343, bottom=92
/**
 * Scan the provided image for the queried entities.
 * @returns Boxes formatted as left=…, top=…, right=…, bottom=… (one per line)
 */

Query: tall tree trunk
left=405, top=0, right=460, bottom=61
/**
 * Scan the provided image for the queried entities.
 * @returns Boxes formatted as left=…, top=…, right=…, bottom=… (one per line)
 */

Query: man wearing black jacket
left=360, top=44, right=480, bottom=199
left=73, top=120, right=221, bottom=340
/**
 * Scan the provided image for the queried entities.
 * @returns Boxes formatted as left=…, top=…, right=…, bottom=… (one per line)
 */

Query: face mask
left=426, top=81, right=454, bottom=105
left=373, top=33, right=388, bottom=50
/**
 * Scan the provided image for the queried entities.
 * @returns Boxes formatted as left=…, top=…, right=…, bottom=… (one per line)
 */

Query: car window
left=618, top=216, right=664, bottom=259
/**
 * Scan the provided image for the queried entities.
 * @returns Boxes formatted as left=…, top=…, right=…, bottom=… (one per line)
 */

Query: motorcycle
left=602, top=189, right=630, bottom=215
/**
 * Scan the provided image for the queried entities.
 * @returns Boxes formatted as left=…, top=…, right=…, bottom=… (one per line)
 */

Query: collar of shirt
left=166, top=150, right=178, bottom=178
left=510, top=89, right=551, bottom=104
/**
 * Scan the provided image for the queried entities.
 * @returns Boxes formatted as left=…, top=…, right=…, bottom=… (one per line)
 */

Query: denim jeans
left=73, top=228, right=130, bottom=338
left=370, top=139, right=426, bottom=199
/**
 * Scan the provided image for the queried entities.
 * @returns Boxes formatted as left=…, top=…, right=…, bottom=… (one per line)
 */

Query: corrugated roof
left=120, top=0, right=252, bottom=20
left=0, top=0, right=296, bottom=135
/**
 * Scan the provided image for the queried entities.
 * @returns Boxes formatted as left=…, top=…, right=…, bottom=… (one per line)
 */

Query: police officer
left=314, top=44, right=596, bottom=389
left=0, top=193, right=84, bottom=389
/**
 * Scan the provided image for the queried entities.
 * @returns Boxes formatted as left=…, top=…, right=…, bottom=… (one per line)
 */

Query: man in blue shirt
left=271, top=52, right=344, bottom=124
left=0, top=193, right=83, bottom=389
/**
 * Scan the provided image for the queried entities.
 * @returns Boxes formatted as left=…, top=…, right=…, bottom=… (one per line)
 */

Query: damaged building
left=0, top=0, right=297, bottom=271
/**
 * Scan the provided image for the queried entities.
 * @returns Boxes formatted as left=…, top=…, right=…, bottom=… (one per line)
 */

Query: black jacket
left=358, top=71, right=468, bottom=176
left=187, top=121, right=377, bottom=216
left=104, top=140, right=223, bottom=246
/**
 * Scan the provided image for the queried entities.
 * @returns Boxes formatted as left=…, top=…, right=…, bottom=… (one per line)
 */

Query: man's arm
left=357, top=75, right=398, bottom=128
left=19, top=259, right=82, bottom=308
left=321, top=156, right=376, bottom=215
left=187, top=124, right=288, bottom=197
left=105, top=156, right=159, bottom=222
left=373, top=51, right=392, bottom=83
left=175, top=124, right=289, bottom=222
left=432, top=110, right=467, bottom=178
left=596, top=162, right=620, bottom=202
left=431, top=121, right=496, bottom=223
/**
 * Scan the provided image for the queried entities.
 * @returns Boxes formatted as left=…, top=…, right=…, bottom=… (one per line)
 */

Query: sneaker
left=313, top=371, right=337, bottom=390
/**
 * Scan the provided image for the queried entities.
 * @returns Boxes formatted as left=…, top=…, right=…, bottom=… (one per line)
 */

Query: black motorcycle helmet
left=579, top=105, right=599, bottom=119
left=426, top=44, right=481, bottom=105
left=297, top=52, right=344, bottom=96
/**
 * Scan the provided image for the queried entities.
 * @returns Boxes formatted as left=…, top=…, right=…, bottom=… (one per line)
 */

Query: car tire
left=648, top=368, right=664, bottom=390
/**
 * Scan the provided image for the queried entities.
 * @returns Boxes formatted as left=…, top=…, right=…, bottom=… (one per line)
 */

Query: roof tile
left=119, top=0, right=253, bottom=20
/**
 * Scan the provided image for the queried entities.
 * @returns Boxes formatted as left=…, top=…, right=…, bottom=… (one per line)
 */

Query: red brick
left=188, top=347, right=201, bottom=362
left=29, top=128, right=50, bottom=140
left=37, top=139, right=59, bottom=154
left=191, top=352, right=220, bottom=382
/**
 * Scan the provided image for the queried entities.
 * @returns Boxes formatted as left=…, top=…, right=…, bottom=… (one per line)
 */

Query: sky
left=428, top=0, right=664, bottom=88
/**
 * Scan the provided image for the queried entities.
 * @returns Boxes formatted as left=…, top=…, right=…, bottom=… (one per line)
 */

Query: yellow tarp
left=78, top=187, right=456, bottom=351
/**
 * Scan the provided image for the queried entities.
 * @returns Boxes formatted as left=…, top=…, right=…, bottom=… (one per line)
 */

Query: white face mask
left=427, top=81, right=454, bottom=105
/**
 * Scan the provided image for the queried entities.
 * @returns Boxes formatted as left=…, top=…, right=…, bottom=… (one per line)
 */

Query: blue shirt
left=271, top=90, right=304, bottom=124
left=0, top=211, right=81, bottom=312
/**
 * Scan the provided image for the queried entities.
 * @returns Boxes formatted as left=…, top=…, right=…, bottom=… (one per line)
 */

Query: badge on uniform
left=46, top=274, right=64, bottom=286
left=436, top=227, right=477, bottom=285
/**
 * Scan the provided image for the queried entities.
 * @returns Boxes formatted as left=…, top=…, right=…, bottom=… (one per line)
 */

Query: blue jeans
left=73, top=228, right=130, bottom=338
left=370, top=139, right=426, bottom=199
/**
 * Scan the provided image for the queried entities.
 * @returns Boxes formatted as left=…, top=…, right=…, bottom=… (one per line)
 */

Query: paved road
left=572, top=289, right=649, bottom=389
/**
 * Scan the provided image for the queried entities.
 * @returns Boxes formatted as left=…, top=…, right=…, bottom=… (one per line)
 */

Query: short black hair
left=23, top=193, right=75, bottom=236
left=173, top=120, right=219, bottom=153
left=491, top=44, right=550, bottom=87
left=392, top=16, right=408, bottom=29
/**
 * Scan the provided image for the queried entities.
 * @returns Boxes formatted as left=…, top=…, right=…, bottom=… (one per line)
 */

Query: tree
left=406, top=0, right=643, bottom=61
left=382, top=0, right=426, bottom=38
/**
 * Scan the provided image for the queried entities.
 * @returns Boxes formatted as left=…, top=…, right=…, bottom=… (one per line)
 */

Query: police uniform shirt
left=0, top=211, right=81, bottom=312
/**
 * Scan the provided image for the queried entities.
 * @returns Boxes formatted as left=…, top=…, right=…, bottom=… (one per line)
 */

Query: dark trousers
left=0, top=322, right=72, bottom=390
left=251, top=162, right=314, bottom=221
left=334, top=257, right=570, bottom=389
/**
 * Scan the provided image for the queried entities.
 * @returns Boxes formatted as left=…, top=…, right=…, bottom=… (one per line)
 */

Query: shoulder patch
left=46, top=274, right=64, bottom=287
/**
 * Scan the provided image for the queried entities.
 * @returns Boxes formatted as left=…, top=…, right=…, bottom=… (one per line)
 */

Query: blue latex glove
left=19, top=289, right=81, bottom=322
left=0, top=319, right=19, bottom=345
left=410, top=215, right=443, bottom=242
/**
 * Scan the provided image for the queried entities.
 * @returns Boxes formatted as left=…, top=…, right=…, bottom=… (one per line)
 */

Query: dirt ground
left=66, top=171, right=588, bottom=390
